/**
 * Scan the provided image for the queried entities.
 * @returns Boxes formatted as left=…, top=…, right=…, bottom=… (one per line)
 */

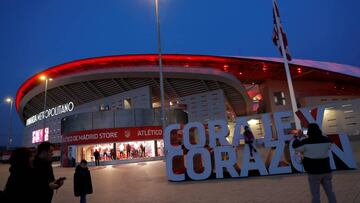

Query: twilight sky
left=0, top=0, right=359, bottom=147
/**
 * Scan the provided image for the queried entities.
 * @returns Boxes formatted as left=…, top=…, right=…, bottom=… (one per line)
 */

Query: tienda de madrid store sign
left=62, top=126, right=163, bottom=145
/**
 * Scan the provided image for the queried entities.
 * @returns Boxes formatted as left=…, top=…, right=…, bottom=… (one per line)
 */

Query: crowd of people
left=121, top=143, right=146, bottom=159
left=93, top=143, right=147, bottom=166
left=1, top=142, right=93, bottom=203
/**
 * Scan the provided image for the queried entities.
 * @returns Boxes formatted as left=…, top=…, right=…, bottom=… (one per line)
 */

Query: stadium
left=15, top=54, right=360, bottom=166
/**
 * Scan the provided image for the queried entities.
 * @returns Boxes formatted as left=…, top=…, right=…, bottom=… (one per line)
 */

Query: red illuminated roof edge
left=16, top=54, right=360, bottom=111
left=15, top=54, right=235, bottom=111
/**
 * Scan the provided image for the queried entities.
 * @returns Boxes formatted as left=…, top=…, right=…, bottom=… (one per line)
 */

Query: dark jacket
left=74, top=165, right=93, bottom=197
left=33, top=157, right=55, bottom=203
left=93, top=151, right=100, bottom=160
left=243, top=130, right=255, bottom=143
left=3, top=167, right=36, bottom=203
left=292, top=136, right=332, bottom=174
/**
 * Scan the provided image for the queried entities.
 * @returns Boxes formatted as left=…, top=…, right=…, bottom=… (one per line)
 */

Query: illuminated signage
left=26, top=102, right=75, bottom=126
left=137, top=129, right=162, bottom=136
left=62, top=126, right=163, bottom=145
left=32, top=127, right=49, bottom=143
left=164, top=106, right=357, bottom=181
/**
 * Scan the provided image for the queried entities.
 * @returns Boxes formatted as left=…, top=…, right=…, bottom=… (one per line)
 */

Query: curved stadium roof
left=16, top=54, right=360, bottom=124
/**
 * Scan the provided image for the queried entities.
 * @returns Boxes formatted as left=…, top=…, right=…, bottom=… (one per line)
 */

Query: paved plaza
left=1, top=140, right=360, bottom=203
left=0, top=161, right=359, bottom=203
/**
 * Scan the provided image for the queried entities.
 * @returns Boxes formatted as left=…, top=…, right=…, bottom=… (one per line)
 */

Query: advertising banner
left=32, top=127, right=49, bottom=143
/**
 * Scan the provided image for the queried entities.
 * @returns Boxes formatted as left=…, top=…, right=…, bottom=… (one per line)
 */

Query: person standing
left=140, top=144, right=146, bottom=157
left=126, top=144, right=131, bottom=159
left=74, top=160, right=93, bottom=203
left=103, top=151, right=107, bottom=161
left=110, top=149, right=116, bottom=160
left=243, top=126, right=257, bottom=157
left=292, top=123, right=337, bottom=203
left=3, top=147, right=36, bottom=203
left=33, top=142, right=64, bottom=203
left=93, top=149, right=100, bottom=166
left=119, top=144, right=125, bottom=159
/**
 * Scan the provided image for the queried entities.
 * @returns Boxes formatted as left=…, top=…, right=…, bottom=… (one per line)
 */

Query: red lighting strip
left=17, top=54, right=359, bottom=113
left=15, top=54, right=236, bottom=111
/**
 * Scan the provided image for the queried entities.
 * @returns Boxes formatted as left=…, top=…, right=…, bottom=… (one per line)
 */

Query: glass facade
left=62, top=109, right=188, bottom=134
left=74, top=140, right=164, bottom=164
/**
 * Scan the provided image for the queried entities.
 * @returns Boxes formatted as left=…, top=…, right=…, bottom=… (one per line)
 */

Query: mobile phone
left=55, top=177, right=66, bottom=184
left=55, top=177, right=66, bottom=185
left=58, top=177, right=66, bottom=181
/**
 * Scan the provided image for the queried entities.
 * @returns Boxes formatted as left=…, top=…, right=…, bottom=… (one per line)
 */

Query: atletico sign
left=164, top=106, right=357, bottom=181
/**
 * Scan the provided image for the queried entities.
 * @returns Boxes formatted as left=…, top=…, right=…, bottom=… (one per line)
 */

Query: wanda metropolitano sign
left=164, top=106, right=357, bottom=181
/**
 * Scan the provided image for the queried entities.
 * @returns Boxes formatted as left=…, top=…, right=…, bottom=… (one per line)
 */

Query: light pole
left=5, top=97, right=13, bottom=150
left=154, top=0, right=166, bottom=156
left=40, top=76, right=52, bottom=140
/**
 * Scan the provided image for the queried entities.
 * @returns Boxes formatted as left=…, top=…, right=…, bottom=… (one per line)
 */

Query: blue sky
left=0, top=0, right=359, bottom=147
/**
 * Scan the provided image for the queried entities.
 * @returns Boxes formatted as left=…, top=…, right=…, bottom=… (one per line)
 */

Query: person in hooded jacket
left=3, top=147, right=36, bottom=203
left=292, top=123, right=337, bottom=203
left=74, top=159, right=93, bottom=203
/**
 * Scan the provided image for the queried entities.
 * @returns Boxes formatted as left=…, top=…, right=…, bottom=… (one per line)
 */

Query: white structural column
left=5, top=97, right=13, bottom=150
left=273, top=0, right=301, bottom=130
left=44, top=78, right=48, bottom=130
left=40, top=76, right=52, bottom=136
left=155, top=0, right=167, bottom=133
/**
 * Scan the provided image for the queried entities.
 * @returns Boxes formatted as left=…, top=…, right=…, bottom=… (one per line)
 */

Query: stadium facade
left=15, top=54, right=360, bottom=166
